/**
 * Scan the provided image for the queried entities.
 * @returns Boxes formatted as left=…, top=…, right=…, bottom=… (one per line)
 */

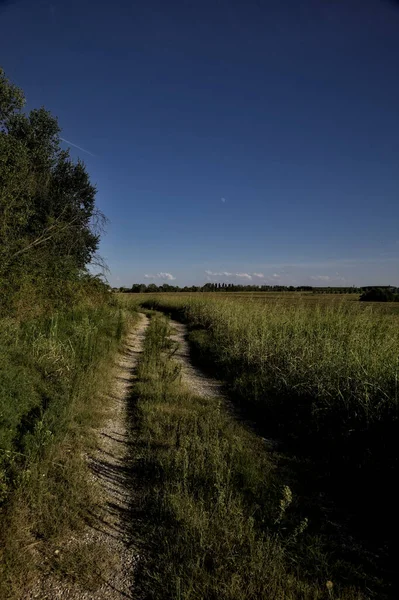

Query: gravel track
left=27, top=313, right=149, bottom=600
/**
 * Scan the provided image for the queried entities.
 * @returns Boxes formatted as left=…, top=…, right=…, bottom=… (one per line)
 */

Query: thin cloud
left=221, top=197, right=226, bottom=203
left=252, top=273, right=264, bottom=278
left=205, top=270, right=252, bottom=280
left=205, top=270, right=232, bottom=276
left=310, top=275, right=331, bottom=281
left=144, top=272, right=176, bottom=281
left=60, top=137, right=95, bottom=157
left=310, top=274, right=347, bottom=282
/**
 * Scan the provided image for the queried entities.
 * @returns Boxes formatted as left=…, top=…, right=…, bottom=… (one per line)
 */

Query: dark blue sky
left=1, top=0, right=398, bottom=286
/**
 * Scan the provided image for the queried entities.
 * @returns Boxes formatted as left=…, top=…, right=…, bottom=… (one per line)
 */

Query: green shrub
left=359, top=287, right=396, bottom=302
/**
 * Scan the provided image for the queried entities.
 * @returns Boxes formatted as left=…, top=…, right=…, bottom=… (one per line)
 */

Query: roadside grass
left=130, top=312, right=366, bottom=600
left=0, top=296, right=136, bottom=599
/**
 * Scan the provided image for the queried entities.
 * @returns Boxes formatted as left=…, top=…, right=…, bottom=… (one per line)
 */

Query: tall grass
left=0, top=297, right=133, bottom=598
left=142, top=297, right=399, bottom=427
left=139, top=295, right=399, bottom=595
left=141, top=295, right=399, bottom=430
left=131, top=312, right=366, bottom=600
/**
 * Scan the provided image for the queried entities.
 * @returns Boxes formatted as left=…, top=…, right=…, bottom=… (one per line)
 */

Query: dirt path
left=169, top=320, right=224, bottom=398
left=169, top=319, right=276, bottom=449
left=28, top=313, right=149, bottom=600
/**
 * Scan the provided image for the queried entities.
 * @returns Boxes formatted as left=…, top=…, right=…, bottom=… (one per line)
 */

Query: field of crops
left=137, top=292, right=398, bottom=595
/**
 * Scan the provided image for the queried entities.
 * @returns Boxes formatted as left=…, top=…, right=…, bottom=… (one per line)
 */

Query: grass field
left=2, top=289, right=396, bottom=597
left=133, top=292, right=398, bottom=598
left=138, top=293, right=399, bottom=430
left=130, top=311, right=366, bottom=599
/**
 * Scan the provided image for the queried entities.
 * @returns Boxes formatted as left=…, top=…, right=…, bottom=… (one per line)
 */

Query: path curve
left=169, top=319, right=275, bottom=448
left=169, top=320, right=224, bottom=399
left=27, top=313, right=149, bottom=600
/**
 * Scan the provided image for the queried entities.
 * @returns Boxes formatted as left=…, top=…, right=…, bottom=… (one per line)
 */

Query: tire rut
left=169, top=320, right=224, bottom=399
left=27, top=313, right=149, bottom=600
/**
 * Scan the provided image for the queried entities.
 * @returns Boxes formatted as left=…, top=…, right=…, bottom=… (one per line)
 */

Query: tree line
left=121, top=283, right=363, bottom=294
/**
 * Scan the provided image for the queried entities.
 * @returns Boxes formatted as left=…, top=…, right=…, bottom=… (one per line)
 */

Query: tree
left=0, top=68, right=24, bottom=123
left=131, top=284, right=147, bottom=293
left=146, top=284, right=159, bottom=293
left=0, top=67, right=105, bottom=310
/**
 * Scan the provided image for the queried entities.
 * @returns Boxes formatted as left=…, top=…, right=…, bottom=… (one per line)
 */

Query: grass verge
left=0, top=297, right=136, bottom=599
left=130, top=312, right=366, bottom=600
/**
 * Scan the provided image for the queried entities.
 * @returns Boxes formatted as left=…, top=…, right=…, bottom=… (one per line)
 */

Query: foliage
left=0, top=67, right=105, bottom=313
left=125, top=282, right=362, bottom=293
left=359, top=287, right=397, bottom=302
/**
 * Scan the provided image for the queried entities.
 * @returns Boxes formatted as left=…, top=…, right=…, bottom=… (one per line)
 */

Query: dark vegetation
left=125, top=283, right=398, bottom=296
left=359, top=287, right=399, bottom=302
left=123, top=282, right=363, bottom=293
left=0, top=67, right=130, bottom=597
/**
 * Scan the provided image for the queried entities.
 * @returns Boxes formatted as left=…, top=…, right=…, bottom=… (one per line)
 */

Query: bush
left=359, top=288, right=395, bottom=302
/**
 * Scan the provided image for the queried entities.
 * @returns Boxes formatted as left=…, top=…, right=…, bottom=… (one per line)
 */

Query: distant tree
left=160, top=283, right=178, bottom=292
left=131, top=283, right=147, bottom=293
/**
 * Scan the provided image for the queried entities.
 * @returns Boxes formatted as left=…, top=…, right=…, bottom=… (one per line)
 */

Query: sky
left=1, top=0, right=398, bottom=287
